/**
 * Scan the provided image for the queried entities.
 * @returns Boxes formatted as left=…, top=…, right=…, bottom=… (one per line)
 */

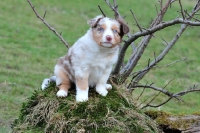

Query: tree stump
left=145, top=111, right=200, bottom=133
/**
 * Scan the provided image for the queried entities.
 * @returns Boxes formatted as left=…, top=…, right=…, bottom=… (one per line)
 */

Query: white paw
left=76, top=94, right=88, bottom=102
left=76, top=88, right=89, bottom=102
left=106, top=84, right=112, bottom=90
left=56, top=90, right=68, bottom=97
left=41, top=78, right=50, bottom=90
left=96, top=85, right=108, bottom=96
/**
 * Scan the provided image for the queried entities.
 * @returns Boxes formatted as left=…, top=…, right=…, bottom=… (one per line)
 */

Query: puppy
left=42, top=15, right=129, bottom=102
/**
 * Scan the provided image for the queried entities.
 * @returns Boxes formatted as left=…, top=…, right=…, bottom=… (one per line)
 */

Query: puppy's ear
left=117, top=18, right=129, bottom=38
left=87, top=15, right=104, bottom=28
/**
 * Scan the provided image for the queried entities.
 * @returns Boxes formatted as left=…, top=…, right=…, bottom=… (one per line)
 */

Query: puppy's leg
left=96, top=66, right=112, bottom=96
left=75, top=73, right=89, bottom=102
left=55, top=65, right=71, bottom=97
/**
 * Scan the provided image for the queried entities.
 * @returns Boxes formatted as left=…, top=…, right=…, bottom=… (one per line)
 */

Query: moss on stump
left=145, top=110, right=200, bottom=133
left=12, top=83, right=159, bottom=133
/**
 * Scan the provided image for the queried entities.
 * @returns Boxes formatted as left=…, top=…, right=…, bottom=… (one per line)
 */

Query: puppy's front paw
left=76, top=88, right=89, bottom=102
left=106, top=84, right=112, bottom=90
left=96, top=85, right=108, bottom=96
left=56, top=90, right=68, bottom=97
left=76, top=94, right=88, bottom=102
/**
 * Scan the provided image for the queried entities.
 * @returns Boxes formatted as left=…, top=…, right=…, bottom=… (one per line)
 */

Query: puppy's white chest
left=91, top=56, right=107, bottom=69
left=88, top=65, right=104, bottom=87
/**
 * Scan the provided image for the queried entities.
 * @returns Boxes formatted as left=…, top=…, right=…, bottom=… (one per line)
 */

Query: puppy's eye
left=113, top=29, right=118, bottom=34
left=98, top=27, right=104, bottom=32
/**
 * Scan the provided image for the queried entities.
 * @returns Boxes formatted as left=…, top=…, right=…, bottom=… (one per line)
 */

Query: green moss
left=145, top=110, right=200, bottom=131
left=192, top=112, right=200, bottom=116
left=145, top=110, right=171, bottom=120
left=13, top=83, right=159, bottom=133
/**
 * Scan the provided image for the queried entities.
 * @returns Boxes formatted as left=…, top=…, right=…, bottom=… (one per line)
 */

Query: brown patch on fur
left=76, top=75, right=89, bottom=90
left=88, top=17, right=104, bottom=28
left=57, top=68, right=71, bottom=93
left=57, top=57, right=64, bottom=66
left=57, top=55, right=74, bottom=80
left=92, top=17, right=103, bottom=28
left=92, top=24, right=107, bottom=47
left=64, top=55, right=72, bottom=66
left=117, top=19, right=130, bottom=37
left=56, top=56, right=74, bottom=92
left=111, top=24, right=122, bottom=47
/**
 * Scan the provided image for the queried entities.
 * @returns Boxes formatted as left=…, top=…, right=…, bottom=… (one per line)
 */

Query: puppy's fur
left=42, top=15, right=129, bottom=102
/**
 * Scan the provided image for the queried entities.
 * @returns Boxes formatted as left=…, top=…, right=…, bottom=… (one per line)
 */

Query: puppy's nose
left=106, top=35, right=112, bottom=41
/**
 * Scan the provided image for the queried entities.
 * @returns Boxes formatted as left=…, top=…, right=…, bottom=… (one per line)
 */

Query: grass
left=0, top=0, right=200, bottom=132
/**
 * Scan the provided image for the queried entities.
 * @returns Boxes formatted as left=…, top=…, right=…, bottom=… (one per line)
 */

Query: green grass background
left=0, top=0, right=199, bottom=132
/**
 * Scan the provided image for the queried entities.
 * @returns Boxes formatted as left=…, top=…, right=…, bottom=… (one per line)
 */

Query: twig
left=170, top=0, right=178, bottom=4
left=98, top=5, right=106, bottom=17
left=43, top=10, right=47, bottom=19
left=174, top=85, right=200, bottom=96
left=154, top=57, right=187, bottom=68
left=27, top=0, right=69, bottom=49
left=184, top=10, right=200, bottom=22
left=135, top=85, right=146, bottom=101
left=159, top=0, right=163, bottom=20
left=133, top=83, right=200, bottom=109
left=141, top=91, right=161, bottom=109
left=130, top=10, right=142, bottom=32
left=133, top=84, right=200, bottom=99
left=178, top=0, right=185, bottom=19
left=142, top=97, right=172, bottom=109
left=161, top=37, right=169, bottom=45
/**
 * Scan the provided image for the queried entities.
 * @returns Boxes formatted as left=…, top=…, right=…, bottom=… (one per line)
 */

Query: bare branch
left=184, top=10, right=200, bottom=22
left=161, top=37, right=169, bottom=45
left=178, top=0, right=185, bottom=19
left=141, top=91, right=161, bottom=109
left=132, top=83, right=200, bottom=109
left=43, top=10, right=47, bottom=19
left=142, top=97, right=172, bottom=109
left=113, top=0, right=177, bottom=75
left=113, top=0, right=200, bottom=77
left=154, top=57, right=187, bottom=68
left=129, top=4, right=200, bottom=85
left=133, top=84, right=172, bottom=97
left=170, top=0, right=178, bottom=4
left=130, top=10, right=142, bottom=32
left=27, top=0, right=70, bottom=49
left=174, top=85, right=200, bottom=97
left=135, top=83, right=147, bottom=101
left=98, top=5, right=106, bottom=17
left=132, top=24, right=188, bottom=85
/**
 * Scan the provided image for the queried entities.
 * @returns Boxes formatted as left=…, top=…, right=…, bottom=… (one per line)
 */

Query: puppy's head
left=88, top=15, right=129, bottom=48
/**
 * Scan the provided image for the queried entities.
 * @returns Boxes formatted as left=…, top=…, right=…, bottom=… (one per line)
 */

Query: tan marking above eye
left=111, top=24, right=120, bottom=33
left=101, top=24, right=107, bottom=28
left=99, top=24, right=106, bottom=31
